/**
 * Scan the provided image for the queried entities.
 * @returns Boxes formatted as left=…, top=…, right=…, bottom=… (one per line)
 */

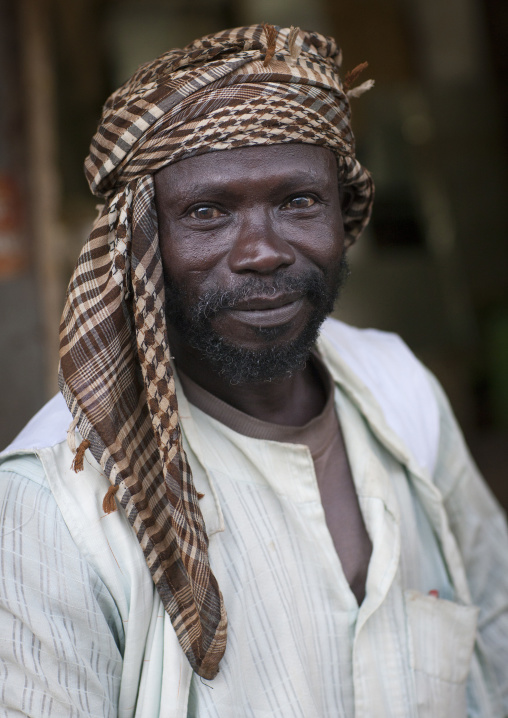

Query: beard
left=164, top=252, right=350, bottom=385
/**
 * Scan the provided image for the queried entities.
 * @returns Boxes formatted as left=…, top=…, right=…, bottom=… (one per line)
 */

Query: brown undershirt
left=177, top=355, right=373, bottom=604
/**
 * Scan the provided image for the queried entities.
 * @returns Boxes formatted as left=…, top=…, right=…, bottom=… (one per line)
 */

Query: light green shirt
left=0, top=321, right=507, bottom=717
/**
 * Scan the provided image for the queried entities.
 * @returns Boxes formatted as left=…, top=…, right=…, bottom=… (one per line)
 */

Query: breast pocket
left=405, top=589, right=479, bottom=718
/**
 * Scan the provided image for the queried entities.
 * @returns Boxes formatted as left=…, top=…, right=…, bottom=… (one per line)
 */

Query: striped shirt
left=1, top=324, right=507, bottom=716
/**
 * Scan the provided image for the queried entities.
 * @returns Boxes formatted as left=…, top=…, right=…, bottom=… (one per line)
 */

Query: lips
left=226, top=293, right=305, bottom=327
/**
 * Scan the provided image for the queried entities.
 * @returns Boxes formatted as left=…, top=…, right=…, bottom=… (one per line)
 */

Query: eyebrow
left=180, top=171, right=329, bottom=198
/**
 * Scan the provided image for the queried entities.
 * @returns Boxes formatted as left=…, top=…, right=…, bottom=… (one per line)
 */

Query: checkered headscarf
left=59, top=24, right=374, bottom=679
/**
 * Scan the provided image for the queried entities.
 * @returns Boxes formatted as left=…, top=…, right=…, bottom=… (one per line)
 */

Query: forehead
left=154, top=143, right=338, bottom=193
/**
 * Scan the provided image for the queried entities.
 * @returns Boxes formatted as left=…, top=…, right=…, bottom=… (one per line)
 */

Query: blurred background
left=1, top=0, right=507, bottom=506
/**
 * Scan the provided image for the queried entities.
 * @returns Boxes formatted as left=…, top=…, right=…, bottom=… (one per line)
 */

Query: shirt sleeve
left=427, top=373, right=508, bottom=716
left=0, top=456, right=123, bottom=717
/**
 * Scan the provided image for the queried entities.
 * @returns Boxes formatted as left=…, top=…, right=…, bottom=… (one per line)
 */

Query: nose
left=228, top=210, right=296, bottom=274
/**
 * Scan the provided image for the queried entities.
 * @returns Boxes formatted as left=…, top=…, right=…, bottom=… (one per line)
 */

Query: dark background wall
left=1, top=0, right=507, bottom=507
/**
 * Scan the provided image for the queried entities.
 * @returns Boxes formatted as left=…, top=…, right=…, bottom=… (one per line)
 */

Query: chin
left=189, top=313, right=326, bottom=385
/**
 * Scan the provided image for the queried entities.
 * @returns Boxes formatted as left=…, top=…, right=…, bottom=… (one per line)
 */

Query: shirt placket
left=335, top=387, right=418, bottom=717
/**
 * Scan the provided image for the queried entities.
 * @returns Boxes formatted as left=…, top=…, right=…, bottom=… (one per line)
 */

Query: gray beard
left=164, top=254, right=350, bottom=385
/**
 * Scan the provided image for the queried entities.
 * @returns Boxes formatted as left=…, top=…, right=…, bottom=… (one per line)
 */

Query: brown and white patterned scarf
left=59, top=24, right=374, bottom=679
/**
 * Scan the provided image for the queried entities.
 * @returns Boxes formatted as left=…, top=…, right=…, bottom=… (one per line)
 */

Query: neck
left=171, top=342, right=327, bottom=426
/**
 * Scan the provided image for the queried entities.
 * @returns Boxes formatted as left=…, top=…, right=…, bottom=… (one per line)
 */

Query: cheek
left=319, top=210, right=346, bottom=263
left=159, top=225, right=230, bottom=290
left=319, top=225, right=345, bottom=263
left=288, top=217, right=345, bottom=268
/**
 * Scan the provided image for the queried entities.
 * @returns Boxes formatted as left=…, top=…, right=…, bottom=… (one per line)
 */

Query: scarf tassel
left=103, top=484, right=120, bottom=514
left=71, top=439, right=91, bottom=472
left=263, top=23, right=279, bottom=66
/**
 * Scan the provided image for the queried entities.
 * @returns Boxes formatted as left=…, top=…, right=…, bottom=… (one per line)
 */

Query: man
left=0, top=24, right=507, bottom=717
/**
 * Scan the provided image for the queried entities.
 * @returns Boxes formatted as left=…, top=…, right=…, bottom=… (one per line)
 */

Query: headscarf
left=59, top=24, right=374, bottom=679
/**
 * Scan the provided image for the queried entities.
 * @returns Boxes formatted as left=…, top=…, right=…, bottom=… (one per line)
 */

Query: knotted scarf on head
left=59, top=24, right=374, bottom=679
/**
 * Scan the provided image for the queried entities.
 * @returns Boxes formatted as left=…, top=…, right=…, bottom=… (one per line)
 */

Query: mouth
left=226, top=293, right=305, bottom=328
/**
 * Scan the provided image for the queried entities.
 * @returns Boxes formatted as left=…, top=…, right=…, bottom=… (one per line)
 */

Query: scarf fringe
left=287, top=26, right=301, bottom=62
left=103, top=484, right=120, bottom=514
left=263, top=24, right=279, bottom=66
left=347, top=79, right=375, bottom=98
left=71, top=439, right=91, bottom=472
left=344, top=61, right=369, bottom=89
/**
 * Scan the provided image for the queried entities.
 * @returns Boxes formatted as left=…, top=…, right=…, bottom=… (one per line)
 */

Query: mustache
left=194, top=270, right=328, bottom=319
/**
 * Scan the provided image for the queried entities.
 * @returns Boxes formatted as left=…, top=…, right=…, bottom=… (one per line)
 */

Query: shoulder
left=1, top=393, right=71, bottom=458
left=319, top=318, right=440, bottom=475
left=319, top=318, right=432, bottom=414
left=0, top=441, right=59, bottom=552
left=0, top=395, right=145, bottom=619
left=0, top=455, right=58, bottom=550
left=0, top=394, right=77, bottom=530
left=0, top=394, right=111, bottom=555
left=320, top=317, right=421, bottom=377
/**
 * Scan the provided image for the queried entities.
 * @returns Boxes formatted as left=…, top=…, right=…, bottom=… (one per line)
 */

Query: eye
left=188, top=205, right=225, bottom=220
left=282, top=195, right=316, bottom=210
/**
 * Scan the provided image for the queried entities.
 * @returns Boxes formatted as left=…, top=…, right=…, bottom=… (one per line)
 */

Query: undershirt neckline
left=176, top=353, right=338, bottom=461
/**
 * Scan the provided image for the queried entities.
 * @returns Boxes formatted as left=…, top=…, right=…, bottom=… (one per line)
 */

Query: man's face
left=155, top=143, right=348, bottom=383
